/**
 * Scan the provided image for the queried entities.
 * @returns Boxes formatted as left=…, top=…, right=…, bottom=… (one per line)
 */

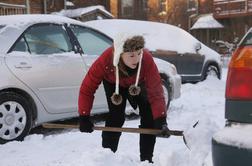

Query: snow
left=84, top=19, right=221, bottom=63
left=0, top=15, right=83, bottom=54
left=85, top=19, right=199, bottom=54
left=0, top=68, right=229, bottom=166
left=53, top=5, right=113, bottom=18
left=190, top=14, right=224, bottom=30
left=213, top=124, right=252, bottom=149
left=66, top=1, right=74, bottom=7
left=0, top=14, right=81, bottom=28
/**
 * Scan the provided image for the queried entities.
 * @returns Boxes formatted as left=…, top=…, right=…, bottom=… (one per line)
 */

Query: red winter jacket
left=78, top=47, right=166, bottom=120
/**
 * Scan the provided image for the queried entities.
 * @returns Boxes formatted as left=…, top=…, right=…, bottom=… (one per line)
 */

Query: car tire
left=204, top=65, right=220, bottom=80
left=0, top=92, right=33, bottom=144
left=161, top=78, right=171, bottom=111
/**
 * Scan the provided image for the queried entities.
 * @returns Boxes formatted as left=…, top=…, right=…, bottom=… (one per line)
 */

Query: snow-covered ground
left=0, top=68, right=228, bottom=166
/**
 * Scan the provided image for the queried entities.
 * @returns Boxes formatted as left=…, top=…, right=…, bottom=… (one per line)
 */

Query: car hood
left=84, top=19, right=221, bottom=63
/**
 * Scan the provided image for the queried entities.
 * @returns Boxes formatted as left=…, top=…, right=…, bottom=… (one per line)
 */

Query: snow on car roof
left=84, top=19, right=200, bottom=54
left=0, top=14, right=83, bottom=54
left=84, top=19, right=221, bottom=61
left=0, top=14, right=81, bottom=27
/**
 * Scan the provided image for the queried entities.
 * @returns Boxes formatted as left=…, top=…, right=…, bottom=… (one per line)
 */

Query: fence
left=0, top=2, right=26, bottom=15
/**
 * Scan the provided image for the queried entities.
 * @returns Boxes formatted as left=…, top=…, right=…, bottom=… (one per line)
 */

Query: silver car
left=0, top=14, right=181, bottom=143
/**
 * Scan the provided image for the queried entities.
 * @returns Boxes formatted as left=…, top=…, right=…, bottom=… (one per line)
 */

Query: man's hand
left=79, top=115, right=94, bottom=133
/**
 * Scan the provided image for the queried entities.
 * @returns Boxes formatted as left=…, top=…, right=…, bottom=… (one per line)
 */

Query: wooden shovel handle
left=42, top=123, right=190, bottom=150
left=42, top=123, right=183, bottom=136
left=95, top=126, right=183, bottom=136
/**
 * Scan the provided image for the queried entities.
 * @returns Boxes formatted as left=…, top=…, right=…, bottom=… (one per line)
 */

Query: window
left=159, top=0, right=167, bottom=13
left=187, top=0, right=197, bottom=12
left=70, top=25, right=112, bottom=55
left=143, top=0, right=148, bottom=11
left=121, top=0, right=134, bottom=17
left=12, top=24, right=72, bottom=55
left=12, top=37, right=28, bottom=52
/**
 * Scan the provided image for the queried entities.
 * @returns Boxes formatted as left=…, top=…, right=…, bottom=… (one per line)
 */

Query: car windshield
left=11, top=24, right=73, bottom=54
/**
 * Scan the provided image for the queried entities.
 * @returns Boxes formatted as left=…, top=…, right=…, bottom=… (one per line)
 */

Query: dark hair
left=123, top=36, right=145, bottom=52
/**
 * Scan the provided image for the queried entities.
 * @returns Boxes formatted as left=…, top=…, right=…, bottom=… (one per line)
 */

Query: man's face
left=121, top=49, right=143, bottom=69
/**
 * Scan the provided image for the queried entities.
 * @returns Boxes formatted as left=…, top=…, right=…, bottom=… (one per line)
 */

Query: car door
left=5, top=23, right=86, bottom=114
left=151, top=49, right=178, bottom=71
left=176, top=53, right=205, bottom=75
left=69, top=24, right=112, bottom=114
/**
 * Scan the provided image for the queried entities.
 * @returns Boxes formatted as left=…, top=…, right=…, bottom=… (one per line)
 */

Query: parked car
left=212, top=28, right=252, bottom=166
left=0, top=15, right=181, bottom=143
left=84, top=19, right=222, bottom=83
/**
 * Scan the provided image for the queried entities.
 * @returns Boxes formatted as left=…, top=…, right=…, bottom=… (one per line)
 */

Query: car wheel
left=204, top=65, right=220, bottom=80
left=0, top=92, right=32, bottom=144
left=161, top=78, right=171, bottom=111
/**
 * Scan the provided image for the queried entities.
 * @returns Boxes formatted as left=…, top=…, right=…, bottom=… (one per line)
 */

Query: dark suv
left=212, top=28, right=252, bottom=166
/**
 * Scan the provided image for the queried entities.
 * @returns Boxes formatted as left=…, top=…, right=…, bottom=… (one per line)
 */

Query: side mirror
left=195, top=42, right=202, bottom=53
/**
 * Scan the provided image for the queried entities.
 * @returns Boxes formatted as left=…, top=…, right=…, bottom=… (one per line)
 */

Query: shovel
left=42, top=122, right=198, bottom=150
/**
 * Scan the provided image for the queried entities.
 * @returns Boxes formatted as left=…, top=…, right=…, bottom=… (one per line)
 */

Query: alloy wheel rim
left=0, top=101, right=27, bottom=140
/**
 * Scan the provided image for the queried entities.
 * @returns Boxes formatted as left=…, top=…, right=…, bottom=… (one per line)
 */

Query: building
left=0, top=0, right=27, bottom=15
left=189, top=0, right=252, bottom=51
left=53, top=5, right=113, bottom=22
left=0, top=0, right=113, bottom=22
left=109, top=0, right=148, bottom=20
left=0, top=0, right=66, bottom=15
left=0, top=0, right=110, bottom=15
left=213, top=0, right=252, bottom=43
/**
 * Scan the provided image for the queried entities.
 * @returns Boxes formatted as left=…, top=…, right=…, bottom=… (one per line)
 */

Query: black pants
left=102, top=79, right=156, bottom=161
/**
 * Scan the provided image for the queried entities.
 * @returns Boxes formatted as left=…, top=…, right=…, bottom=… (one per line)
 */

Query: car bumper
left=170, top=74, right=181, bottom=99
left=212, top=124, right=252, bottom=166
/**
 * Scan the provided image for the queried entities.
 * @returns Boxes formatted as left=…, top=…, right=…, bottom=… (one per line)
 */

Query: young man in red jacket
left=78, top=33, right=169, bottom=163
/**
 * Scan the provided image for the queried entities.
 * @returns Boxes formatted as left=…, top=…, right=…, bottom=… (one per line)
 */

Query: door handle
left=15, top=62, right=32, bottom=69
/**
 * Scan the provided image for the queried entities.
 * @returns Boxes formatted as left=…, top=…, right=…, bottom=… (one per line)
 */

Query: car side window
left=12, top=37, right=28, bottom=52
left=70, top=25, right=112, bottom=55
left=12, top=24, right=72, bottom=55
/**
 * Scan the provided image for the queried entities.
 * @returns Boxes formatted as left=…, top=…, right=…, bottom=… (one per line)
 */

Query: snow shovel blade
left=42, top=123, right=190, bottom=149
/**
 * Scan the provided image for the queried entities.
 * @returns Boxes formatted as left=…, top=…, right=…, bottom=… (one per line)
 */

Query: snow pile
left=213, top=124, right=252, bottom=149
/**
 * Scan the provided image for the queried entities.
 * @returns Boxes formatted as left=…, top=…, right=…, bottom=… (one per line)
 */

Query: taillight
left=226, top=46, right=252, bottom=100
